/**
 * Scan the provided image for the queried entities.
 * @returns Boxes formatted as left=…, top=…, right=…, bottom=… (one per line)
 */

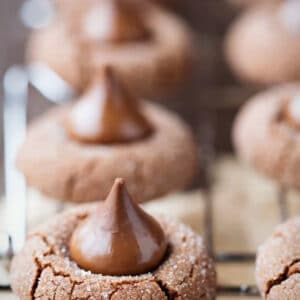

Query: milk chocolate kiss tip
left=81, top=0, right=150, bottom=43
left=69, top=178, right=167, bottom=276
left=65, top=67, right=153, bottom=144
left=283, top=95, right=300, bottom=130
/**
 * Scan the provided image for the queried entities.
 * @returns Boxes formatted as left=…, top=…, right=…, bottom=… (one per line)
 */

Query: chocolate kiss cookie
left=10, top=179, right=216, bottom=300
left=225, top=0, right=300, bottom=85
left=64, top=66, right=153, bottom=144
left=256, top=217, right=300, bottom=299
left=26, top=0, right=196, bottom=98
left=233, top=84, right=300, bottom=189
left=17, top=68, right=197, bottom=203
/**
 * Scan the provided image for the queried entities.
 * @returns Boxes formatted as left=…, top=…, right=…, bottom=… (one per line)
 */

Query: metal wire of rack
left=0, top=0, right=293, bottom=298
left=0, top=105, right=290, bottom=300
left=199, top=110, right=289, bottom=298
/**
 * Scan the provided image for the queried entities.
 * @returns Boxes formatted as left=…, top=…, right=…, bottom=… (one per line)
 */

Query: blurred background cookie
left=225, top=0, right=300, bottom=85
left=17, top=68, right=198, bottom=204
left=27, top=0, right=197, bottom=99
left=233, top=84, right=300, bottom=189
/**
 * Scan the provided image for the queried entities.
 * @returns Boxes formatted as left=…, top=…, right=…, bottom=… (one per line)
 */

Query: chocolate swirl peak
left=69, top=178, right=167, bottom=275
left=283, top=94, right=300, bottom=130
left=65, top=67, right=153, bottom=144
left=80, top=0, right=150, bottom=43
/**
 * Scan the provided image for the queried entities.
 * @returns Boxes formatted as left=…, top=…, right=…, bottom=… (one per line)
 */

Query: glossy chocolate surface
left=79, top=0, right=150, bottom=43
left=65, top=67, right=153, bottom=144
left=283, top=95, right=300, bottom=130
left=69, top=178, right=167, bottom=275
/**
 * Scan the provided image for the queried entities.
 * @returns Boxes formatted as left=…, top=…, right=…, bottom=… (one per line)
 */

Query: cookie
left=17, top=101, right=197, bottom=203
left=10, top=180, right=216, bottom=300
left=233, top=84, right=300, bottom=189
left=27, top=1, right=196, bottom=98
left=225, top=1, right=300, bottom=85
left=256, top=217, right=300, bottom=299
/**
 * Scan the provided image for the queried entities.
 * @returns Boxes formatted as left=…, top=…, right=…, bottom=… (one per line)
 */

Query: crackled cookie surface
left=256, top=217, right=300, bottom=299
left=225, top=1, right=300, bottom=85
left=10, top=191, right=216, bottom=299
left=233, top=84, right=300, bottom=189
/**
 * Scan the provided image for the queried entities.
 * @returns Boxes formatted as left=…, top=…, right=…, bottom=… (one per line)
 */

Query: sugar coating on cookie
left=233, top=84, right=300, bottom=189
left=256, top=217, right=300, bottom=299
left=17, top=101, right=197, bottom=203
left=10, top=204, right=216, bottom=300
left=225, top=1, right=300, bottom=85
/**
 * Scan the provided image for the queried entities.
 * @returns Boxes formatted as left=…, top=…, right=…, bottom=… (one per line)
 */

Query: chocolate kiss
left=81, top=0, right=150, bottom=43
left=283, top=95, right=300, bottom=130
left=69, top=178, right=168, bottom=275
left=65, top=67, right=153, bottom=144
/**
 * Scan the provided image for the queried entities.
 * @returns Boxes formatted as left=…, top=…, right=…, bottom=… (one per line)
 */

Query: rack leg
left=56, top=203, right=65, bottom=213
left=198, top=110, right=215, bottom=257
left=278, top=187, right=288, bottom=222
left=204, top=188, right=214, bottom=257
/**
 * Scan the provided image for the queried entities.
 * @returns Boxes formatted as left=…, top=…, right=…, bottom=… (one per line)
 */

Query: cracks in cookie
left=31, top=257, right=43, bottom=300
left=69, top=282, right=76, bottom=300
left=41, top=260, right=75, bottom=281
left=39, top=260, right=87, bottom=300
left=109, top=286, right=122, bottom=299
left=266, top=259, right=300, bottom=295
left=156, top=279, right=178, bottom=300
left=29, top=233, right=81, bottom=300
left=29, top=234, right=57, bottom=300
left=31, top=233, right=56, bottom=255
left=29, top=233, right=166, bottom=300
left=53, top=281, right=59, bottom=300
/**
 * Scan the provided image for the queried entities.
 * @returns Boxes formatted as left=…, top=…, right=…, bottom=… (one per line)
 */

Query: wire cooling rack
left=0, top=106, right=290, bottom=300
left=211, top=187, right=288, bottom=298
left=0, top=1, right=275, bottom=296
left=198, top=110, right=289, bottom=298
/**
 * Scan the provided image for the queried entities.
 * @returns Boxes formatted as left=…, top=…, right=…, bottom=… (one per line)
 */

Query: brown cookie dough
left=10, top=204, right=216, bottom=300
left=233, top=84, right=300, bottom=189
left=256, top=217, right=300, bottom=299
left=17, top=102, right=198, bottom=203
left=27, top=2, right=196, bottom=98
left=225, top=1, right=300, bottom=85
